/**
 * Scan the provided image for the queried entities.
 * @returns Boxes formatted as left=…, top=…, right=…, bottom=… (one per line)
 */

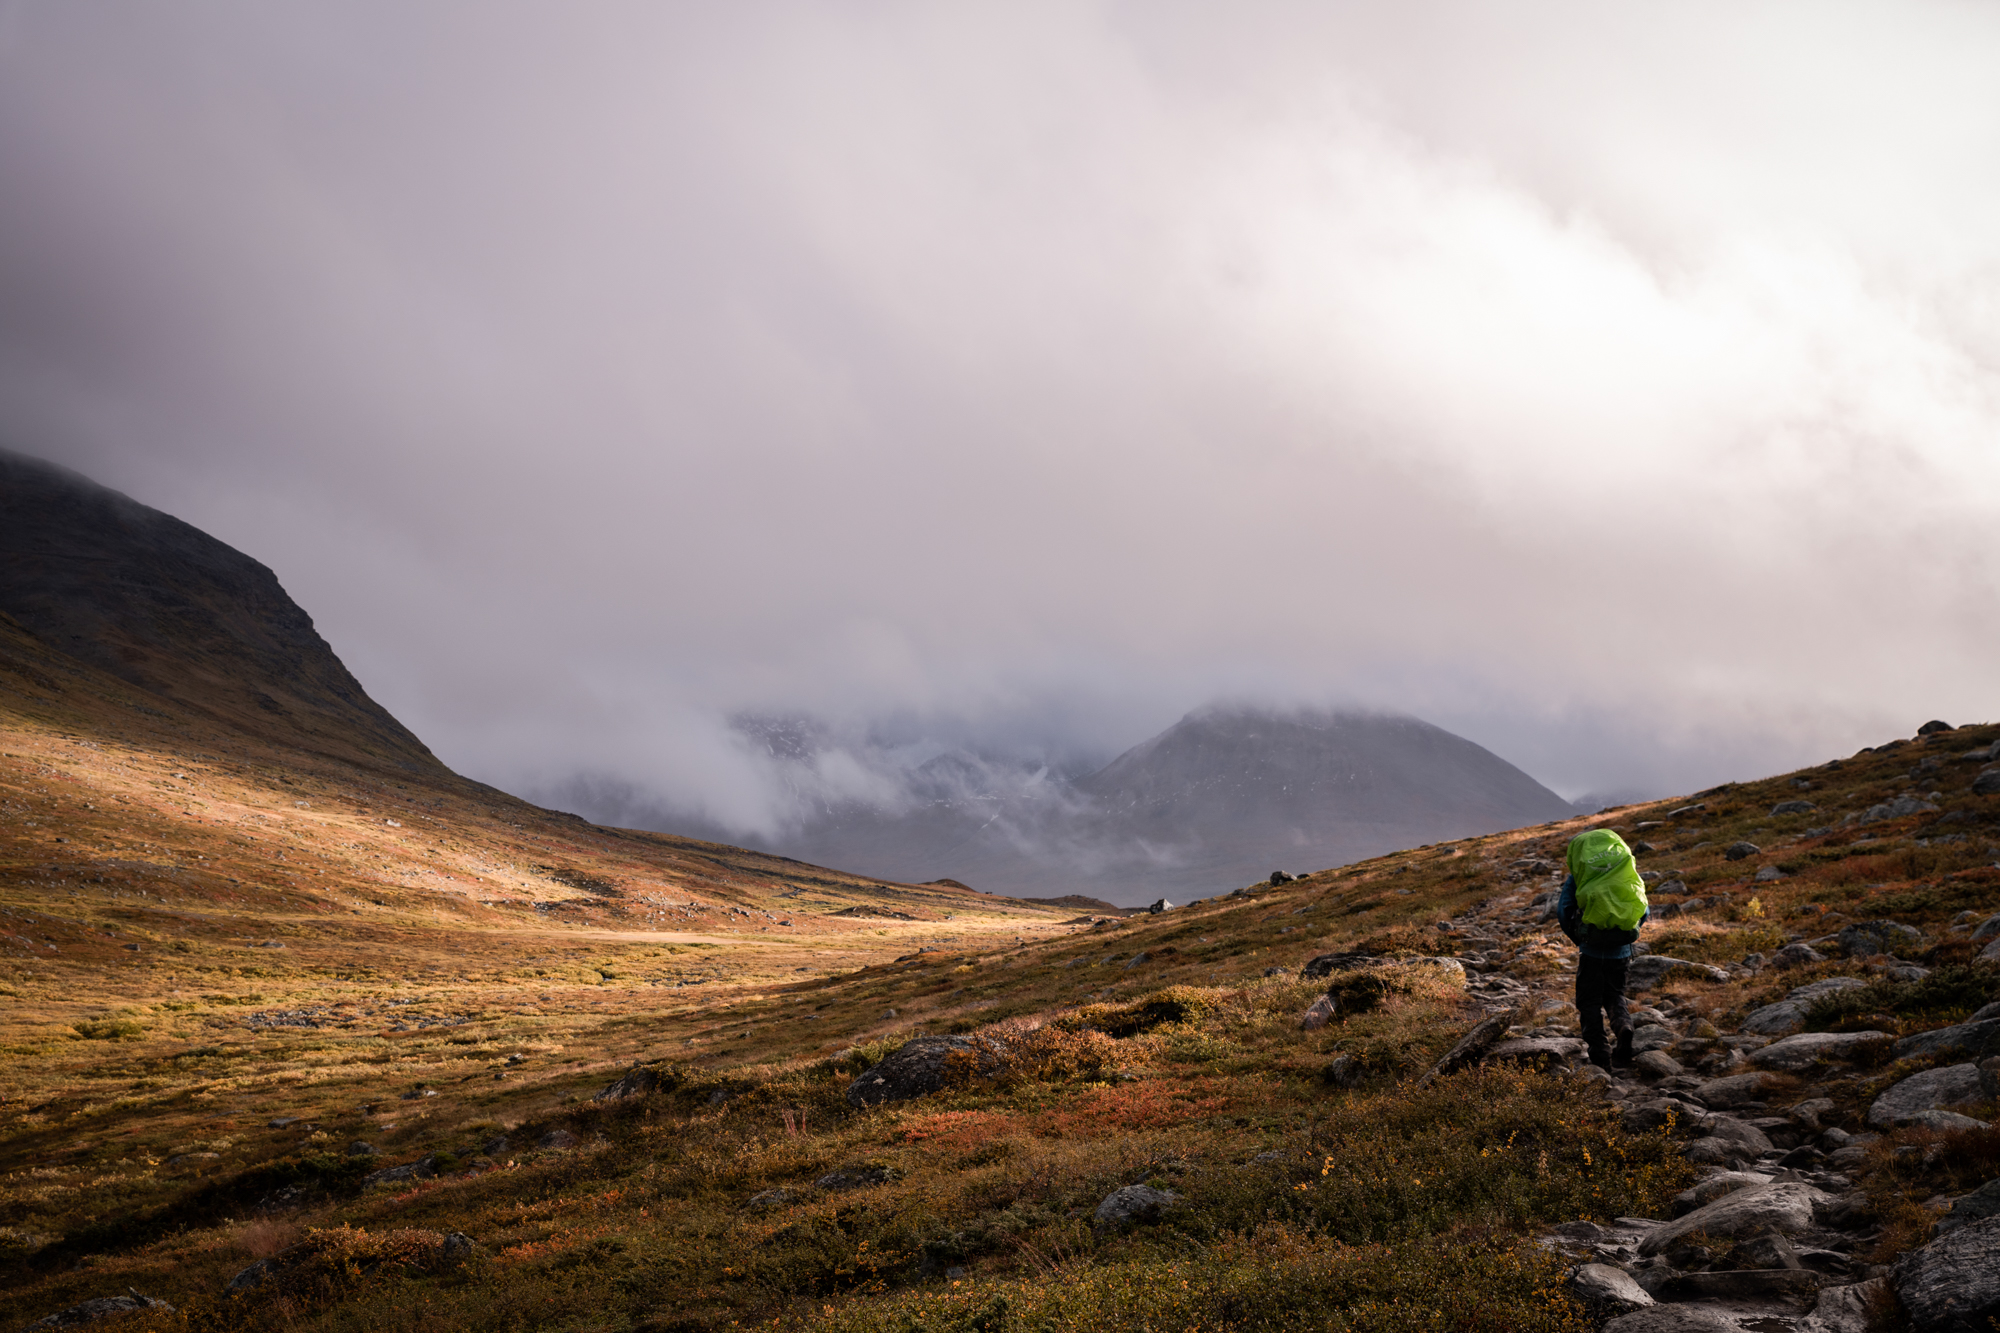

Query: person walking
left=1556, top=828, right=1650, bottom=1072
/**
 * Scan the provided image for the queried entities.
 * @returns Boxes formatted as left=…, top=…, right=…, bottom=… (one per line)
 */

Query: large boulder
left=1697, top=1071, right=1780, bottom=1109
left=1748, top=1030, right=1891, bottom=1073
left=1637, top=1182, right=1829, bottom=1258
left=1868, top=1064, right=1988, bottom=1129
left=1893, top=1214, right=2000, bottom=1332
left=1936, top=1179, right=2000, bottom=1237
left=1741, top=976, right=1868, bottom=1036
left=1671, top=1171, right=1774, bottom=1217
left=1894, top=1018, right=2000, bottom=1063
left=1839, top=920, right=1926, bottom=958
left=846, top=1035, right=1004, bottom=1108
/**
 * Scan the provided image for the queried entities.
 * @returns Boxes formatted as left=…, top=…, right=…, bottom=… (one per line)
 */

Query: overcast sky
left=2, top=1, right=1997, bottom=835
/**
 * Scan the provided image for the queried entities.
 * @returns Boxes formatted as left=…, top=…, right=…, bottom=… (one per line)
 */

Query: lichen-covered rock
left=1602, top=1307, right=1739, bottom=1333
left=21, top=1294, right=175, bottom=1330
left=1741, top=976, right=1869, bottom=1036
left=1749, top=1030, right=1891, bottom=1073
left=1893, top=1213, right=2000, bottom=1332
left=1569, top=1263, right=1654, bottom=1317
left=1672, top=1171, right=1774, bottom=1217
left=1868, top=1064, right=1986, bottom=1129
left=1638, top=1182, right=1829, bottom=1258
left=1092, top=1184, right=1179, bottom=1231
left=1893, top=1019, right=2000, bottom=1063
left=846, top=1035, right=1005, bottom=1108
left=594, top=1065, right=668, bottom=1101
left=1936, top=1179, right=2000, bottom=1237
left=1697, top=1071, right=1779, bottom=1109
left=1839, top=919, right=1926, bottom=957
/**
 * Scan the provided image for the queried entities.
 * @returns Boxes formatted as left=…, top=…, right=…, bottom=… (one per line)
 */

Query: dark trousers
left=1575, top=955, right=1631, bottom=1053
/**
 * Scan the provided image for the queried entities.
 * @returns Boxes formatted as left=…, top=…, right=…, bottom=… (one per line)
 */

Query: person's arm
left=1557, top=874, right=1582, bottom=945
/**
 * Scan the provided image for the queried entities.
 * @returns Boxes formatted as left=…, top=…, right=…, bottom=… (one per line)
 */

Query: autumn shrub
left=1054, top=987, right=1224, bottom=1038
left=997, top=1026, right=1117, bottom=1083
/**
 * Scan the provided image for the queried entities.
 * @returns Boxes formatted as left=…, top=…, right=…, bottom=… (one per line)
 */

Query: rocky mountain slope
left=739, top=706, right=1579, bottom=903
left=0, top=449, right=440, bottom=773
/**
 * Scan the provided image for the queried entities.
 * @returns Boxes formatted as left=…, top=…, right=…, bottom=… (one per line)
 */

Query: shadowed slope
left=0, top=448, right=437, bottom=773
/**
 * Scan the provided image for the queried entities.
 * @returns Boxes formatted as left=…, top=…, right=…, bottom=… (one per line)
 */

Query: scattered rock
left=1638, top=1182, right=1830, bottom=1257
left=1798, top=1278, right=1888, bottom=1333
left=1838, top=920, right=1925, bottom=958
left=346, top=1140, right=377, bottom=1157
left=1893, top=1019, right=2000, bottom=1063
left=1973, top=770, right=2000, bottom=797
left=846, top=1035, right=1004, bottom=1108
left=1299, top=995, right=1337, bottom=1031
left=1299, top=952, right=1374, bottom=979
left=1893, top=1213, right=2000, bottom=1333
left=1623, top=1099, right=1701, bottom=1134
left=1894, top=1110, right=1990, bottom=1132
left=362, top=1154, right=442, bottom=1187
left=594, top=1066, right=664, bottom=1101
left=537, top=1129, right=578, bottom=1150
left=1632, top=1050, right=1685, bottom=1080
left=1092, top=1184, right=1179, bottom=1231
left=816, top=1166, right=892, bottom=1191
left=1750, top=1030, right=1892, bottom=1073
left=1569, top=1262, right=1654, bottom=1317
left=1754, top=865, right=1785, bottom=883
left=1772, top=800, right=1819, bottom=816
left=1936, top=1179, right=2000, bottom=1236
left=1412, top=1013, right=1512, bottom=1089
left=1602, top=1307, right=1739, bottom=1333
left=228, top=1259, right=273, bottom=1290
left=1698, top=1072, right=1779, bottom=1109
left=1857, top=795, right=1939, bottom=825
left=22, top=1293, right=176, bottom=1329
left=1487, top=1037, right=1588, bottom=1071
left=1697, top=1116, right=1775, bottom=1155
left=1655, top=1268, right=1825, bottom=1304
left=1626, top=956, right=1729, bottom=991
left=1868, top=1064, right=1988, bottom=1129
left=746, top=1188, right=794, bottom=1210
left=1147, top=898, right=1173, bottom=913
left=1724, top=841, right=1761, bottom=861
left=1672, top=1171, right=1774, bottom=1217
left=1742, top=977, right=1871, bottom=1037
left=1971, top=915, right=2000, bottom=944
left=1768, top=942, right=1825, bottom=969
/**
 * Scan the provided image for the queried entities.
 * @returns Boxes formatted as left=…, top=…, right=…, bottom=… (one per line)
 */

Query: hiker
left=1556, top=829, right=1649, bottom=1072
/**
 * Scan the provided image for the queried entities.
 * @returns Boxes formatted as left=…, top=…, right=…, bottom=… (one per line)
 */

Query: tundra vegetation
left=3, top=660, right=1997, bottom=1330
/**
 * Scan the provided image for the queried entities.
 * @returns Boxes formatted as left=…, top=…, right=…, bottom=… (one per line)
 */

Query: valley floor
left=4, top=702, right=1999, bottom=1331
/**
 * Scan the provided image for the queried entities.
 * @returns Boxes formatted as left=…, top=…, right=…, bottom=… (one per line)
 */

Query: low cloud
left=1, top=2, right=1995, bottom=832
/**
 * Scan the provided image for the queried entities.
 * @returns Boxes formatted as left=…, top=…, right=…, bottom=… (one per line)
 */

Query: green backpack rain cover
left=1567, top=829, right=1648, bottom=932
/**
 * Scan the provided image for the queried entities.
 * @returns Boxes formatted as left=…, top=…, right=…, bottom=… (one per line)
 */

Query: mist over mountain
left=565, top=705, right=1579, bottom=905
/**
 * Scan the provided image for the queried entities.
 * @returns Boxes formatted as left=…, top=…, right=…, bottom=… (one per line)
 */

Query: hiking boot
left=1613, top=1030, right=1634, bottom=1067
left=1587, top=1043, right=1612, bottom=1072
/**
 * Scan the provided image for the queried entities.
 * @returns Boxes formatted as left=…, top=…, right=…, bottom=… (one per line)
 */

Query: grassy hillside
left=4, top=615, right=1998, bottom=1330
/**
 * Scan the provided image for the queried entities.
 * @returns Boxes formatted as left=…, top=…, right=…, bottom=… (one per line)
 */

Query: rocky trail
left=1349, top=878, right=2000, bottom=1333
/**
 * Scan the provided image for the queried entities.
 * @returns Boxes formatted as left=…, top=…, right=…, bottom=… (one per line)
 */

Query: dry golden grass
left=4, top=649, right=1997, bottom=1330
